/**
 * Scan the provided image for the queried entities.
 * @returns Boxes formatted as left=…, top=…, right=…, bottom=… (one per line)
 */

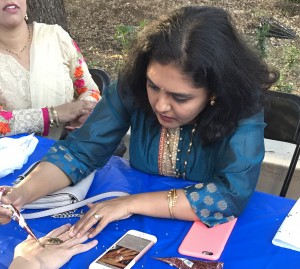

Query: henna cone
left=155, top=257, right=224, bottom=269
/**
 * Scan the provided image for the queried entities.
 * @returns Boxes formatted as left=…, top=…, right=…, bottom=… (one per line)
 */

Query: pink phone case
left=178, top=218, right=237, bottom=260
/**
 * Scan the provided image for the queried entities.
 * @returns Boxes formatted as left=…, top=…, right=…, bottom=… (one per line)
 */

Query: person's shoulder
left=33, top=21, right=69, bottom=37
left=107, top=80, right=137, bottom=114
left=238, top=110, right=264, bottom=126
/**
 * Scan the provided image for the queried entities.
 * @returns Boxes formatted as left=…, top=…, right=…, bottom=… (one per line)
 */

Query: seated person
left=1, top=5, right=278, bottom=241
left=0, top=0, right=100, bottom=140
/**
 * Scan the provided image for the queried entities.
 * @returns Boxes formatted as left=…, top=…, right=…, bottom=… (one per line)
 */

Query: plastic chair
left=89, top=68, right=111, bottom=94
left=264, top=90, right=300, bottom=197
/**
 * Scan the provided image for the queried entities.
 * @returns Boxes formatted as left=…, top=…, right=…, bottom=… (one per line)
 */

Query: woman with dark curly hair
left=2, top=5, right=278, bottom=253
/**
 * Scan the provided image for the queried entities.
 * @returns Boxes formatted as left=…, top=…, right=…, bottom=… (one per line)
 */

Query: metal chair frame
left=264, top=90, right=300, bottom=197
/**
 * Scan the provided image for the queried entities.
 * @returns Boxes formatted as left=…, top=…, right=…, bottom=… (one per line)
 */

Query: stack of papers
left=272, top=198, right=300, bottom=252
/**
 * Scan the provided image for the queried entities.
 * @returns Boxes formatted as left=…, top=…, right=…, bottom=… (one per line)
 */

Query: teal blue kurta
left=44, top=81, right=265, bottom=226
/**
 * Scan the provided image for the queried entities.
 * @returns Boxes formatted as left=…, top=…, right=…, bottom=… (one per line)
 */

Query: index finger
left=46, top=223, right=72, bottom=238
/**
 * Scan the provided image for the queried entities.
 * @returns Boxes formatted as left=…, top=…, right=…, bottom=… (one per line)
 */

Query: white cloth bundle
left=0, top=134, right=38, bottom=178
left=12, top=161, right=96, bottom=209
left=272, top=198, right=300, bottom=252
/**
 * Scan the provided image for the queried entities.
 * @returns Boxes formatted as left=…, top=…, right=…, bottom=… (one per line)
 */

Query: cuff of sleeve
left=42, top=142, right=93, bottom=185
left=41, top=107, right=50, bottom=136
left=184, top=183, right=236, bottom=227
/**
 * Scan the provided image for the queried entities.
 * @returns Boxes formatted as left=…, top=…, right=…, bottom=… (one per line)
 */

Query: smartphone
left=178, top=218, right=237, bottom=260
left=89, top=230, right=157, bottom=269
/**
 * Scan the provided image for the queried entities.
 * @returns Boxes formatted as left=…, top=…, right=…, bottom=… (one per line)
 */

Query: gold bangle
left=50, top=106, right=60, bottom=127
left=167, top=189, right=178, bottom=219
left=47, top=107, right=54, bottom=128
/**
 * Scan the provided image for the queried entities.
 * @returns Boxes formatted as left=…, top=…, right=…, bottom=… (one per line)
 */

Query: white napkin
left=272, top=198, right=300, bottom=251
left=0, top=134, right=39, bottom=178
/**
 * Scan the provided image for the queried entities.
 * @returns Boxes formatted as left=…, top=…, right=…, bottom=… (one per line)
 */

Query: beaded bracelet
left=167, top=189, right=178, bottom=219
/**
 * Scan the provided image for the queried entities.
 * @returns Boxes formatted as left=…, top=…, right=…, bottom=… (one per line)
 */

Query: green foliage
left=274, top=74, right=294, bottom=93
left=283, top=44, right=300, bottom=70
left=114, top=20, right=148, bottom=53
left=255, top=23, right=270, bottom=58
left=272, top=44, right=300, bottom=93
left=254, top=20, right=300, bottom=94
left=114, top=25, right=136, bottom=52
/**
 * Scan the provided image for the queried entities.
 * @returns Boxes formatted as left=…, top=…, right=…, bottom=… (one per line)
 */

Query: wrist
left=126, top=194, right=140, bottom=215
left=47, top=106, right=60, bottom=128
left=10, top=256, right=41, bottom=269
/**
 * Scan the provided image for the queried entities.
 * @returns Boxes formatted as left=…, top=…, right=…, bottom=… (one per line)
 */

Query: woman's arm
left=184, top=111, right=266, bottom=227
left=0, top=161, right=71, bottom=224
left=70, top=40, right=101, bottom=103
left=70, top=189, right=199, bottom=238
left=57, top=25, right=101, bottom=103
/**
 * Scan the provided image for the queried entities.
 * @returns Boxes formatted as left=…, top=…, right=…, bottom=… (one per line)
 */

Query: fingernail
left=76, top=232, right=81, bottom=238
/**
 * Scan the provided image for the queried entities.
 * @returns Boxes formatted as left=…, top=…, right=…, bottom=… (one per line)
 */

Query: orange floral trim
left=72, top=41, right=100, bottom=101
left=0, top=107, right=12, bottom=135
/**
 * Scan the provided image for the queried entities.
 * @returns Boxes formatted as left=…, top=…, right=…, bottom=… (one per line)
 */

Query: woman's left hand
left=10, top=224, right=98, bottom=269
left=69, top=196, right=134, bottom=239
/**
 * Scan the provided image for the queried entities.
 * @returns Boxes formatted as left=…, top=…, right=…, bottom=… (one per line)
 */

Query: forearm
left=16, top=161, right=72, bottom=205
left=129, top=189, right=199, bottom=221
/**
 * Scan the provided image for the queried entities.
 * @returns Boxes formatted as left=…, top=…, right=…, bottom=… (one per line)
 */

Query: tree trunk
left=27, top=0, right=68, bottom=31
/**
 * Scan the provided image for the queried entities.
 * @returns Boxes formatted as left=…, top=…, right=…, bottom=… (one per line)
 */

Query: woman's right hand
left=0, top=187, right=24, bottom=224
left=54, top=99, right=97, bottom=124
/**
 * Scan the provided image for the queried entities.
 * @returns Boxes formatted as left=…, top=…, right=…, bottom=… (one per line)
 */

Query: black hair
left=119, top=5, right=278, bottom=145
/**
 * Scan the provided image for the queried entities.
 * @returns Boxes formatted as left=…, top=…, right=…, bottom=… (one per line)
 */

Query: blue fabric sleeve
left=42, top=81, right=132, bottom=184
left=184, top=112, right=265, bottom=227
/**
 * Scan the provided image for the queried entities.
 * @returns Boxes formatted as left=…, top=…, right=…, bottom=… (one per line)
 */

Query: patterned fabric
left=0, top=22, right=100, bottom=139
left=43, top=81, right=266, bottom=227
left=158, top=127, right=180, bottom=177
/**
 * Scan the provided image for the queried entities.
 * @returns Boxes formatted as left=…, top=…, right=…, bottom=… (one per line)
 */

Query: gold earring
left=24, top=14, right=28, bottom=21
left=210, top=97, right=216, bottom=106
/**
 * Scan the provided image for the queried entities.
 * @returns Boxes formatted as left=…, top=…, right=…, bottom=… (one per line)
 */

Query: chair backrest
left=89, top=68, right=111, bottom=95
left=264, top=90, right=300, bottom=197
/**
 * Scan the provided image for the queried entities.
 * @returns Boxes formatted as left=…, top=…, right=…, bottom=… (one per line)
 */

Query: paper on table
left=272, top=198, right=300, bottom=252
left=0, top=134, right=39, bottom=178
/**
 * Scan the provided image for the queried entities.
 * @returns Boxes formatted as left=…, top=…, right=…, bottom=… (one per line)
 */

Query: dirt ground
left=65, top=0, right=300, bottom=91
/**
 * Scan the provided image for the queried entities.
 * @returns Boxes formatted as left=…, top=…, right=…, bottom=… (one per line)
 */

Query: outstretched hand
left=9, top=223, right=98, bottom=269
left=69, top=196, right=134, bottom=239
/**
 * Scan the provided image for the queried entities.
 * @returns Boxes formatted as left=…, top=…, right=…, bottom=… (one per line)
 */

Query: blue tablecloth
left=0, top=135, right=299, bottom=269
